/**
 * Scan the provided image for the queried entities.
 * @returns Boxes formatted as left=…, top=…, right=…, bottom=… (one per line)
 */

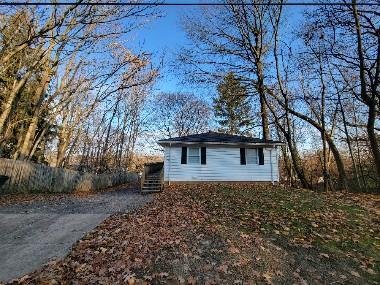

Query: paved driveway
left=0, top=189, right=152, bottom=282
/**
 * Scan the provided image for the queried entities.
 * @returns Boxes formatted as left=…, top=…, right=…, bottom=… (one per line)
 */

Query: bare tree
left=177, top=1, right=285, bottom=140
left=305, top=0, right=380, bottom=184
left=153, top=92, right=211, bottom=139
left=0, top=2, right=159, bottom=169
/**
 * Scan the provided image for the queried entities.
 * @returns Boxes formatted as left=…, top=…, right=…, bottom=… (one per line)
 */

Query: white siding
left=164, top=145, right=279, bottom=182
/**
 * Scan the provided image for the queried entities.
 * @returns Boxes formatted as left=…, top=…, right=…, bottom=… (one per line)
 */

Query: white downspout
left=270, top=148, right=274, bottom=184
left=168, top=143, right=171, bottom=186
left=276, top=146, right=279, bottom=182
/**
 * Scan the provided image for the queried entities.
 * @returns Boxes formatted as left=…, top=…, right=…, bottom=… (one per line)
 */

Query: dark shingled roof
left=158, top=131, right=283, bottom=145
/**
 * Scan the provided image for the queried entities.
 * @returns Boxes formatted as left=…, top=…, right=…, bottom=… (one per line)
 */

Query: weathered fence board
left=0, top=158, right=137, bottom=194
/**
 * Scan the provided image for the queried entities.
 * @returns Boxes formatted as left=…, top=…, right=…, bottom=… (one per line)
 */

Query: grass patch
left=192, top=184, right=380, bottom=277
left=333, top=203, right=365, bottom=214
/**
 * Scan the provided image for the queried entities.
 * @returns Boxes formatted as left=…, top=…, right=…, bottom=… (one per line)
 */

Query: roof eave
left=157, top=141, right=285, bottom=146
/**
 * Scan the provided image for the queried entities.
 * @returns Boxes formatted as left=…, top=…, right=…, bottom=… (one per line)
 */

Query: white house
left=158, top=131, right=284, bottom=183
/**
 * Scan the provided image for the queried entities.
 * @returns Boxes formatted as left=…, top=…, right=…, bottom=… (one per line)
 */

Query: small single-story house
left=157, top=131, right=284, bottom=184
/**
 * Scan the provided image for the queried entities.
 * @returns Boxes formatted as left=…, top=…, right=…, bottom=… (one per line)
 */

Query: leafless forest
left=0, top=1, right=379, bottom=192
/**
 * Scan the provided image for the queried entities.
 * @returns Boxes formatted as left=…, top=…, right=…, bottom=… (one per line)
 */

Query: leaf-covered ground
left=9, top=184, right=380, bottom=285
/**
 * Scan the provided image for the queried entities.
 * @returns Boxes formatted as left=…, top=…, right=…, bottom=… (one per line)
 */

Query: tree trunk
left=63, top=128, right=82, bottom=168
left=331, top=70, right=362, bottom=190
left=319, top=60, right=331, bottom=191
left=18, top=114, right=39, bottom=161
left=281, top=146, right=292, bottom=186
left=256, top=61, right=271, bottom=140
left=29, top=127, right=47, bottom=160
left=287, top=138, right=311, bottom=189
left=325, top=133, right=349, bottom=191
left=367, top=104, right=380, bottom=180
left=266, top=87, right=349, bottom=191
left=265, top=97, right=311, bottom=189
left=352, top=0, right=380, bottom=181
left=12, top=125, right=25, bottom=160
left=56, top=135, right=71, bottom=167
left=268, top=6, right=312, bottom=188
left=0, top=71, right=32, bottom=135
left=100, top=99, right=119, bottom=169
left=17, top=48, right=55, bottom=161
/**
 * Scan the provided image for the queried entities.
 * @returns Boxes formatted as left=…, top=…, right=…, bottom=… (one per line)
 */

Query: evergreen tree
left=213, top=72, right=253, bottom=135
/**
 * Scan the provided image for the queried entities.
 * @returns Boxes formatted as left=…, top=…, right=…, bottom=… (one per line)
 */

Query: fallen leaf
left=228, top=246, right=240, bottom=254
left=159, top=272, right=169, bottom=278
left=217, top=264, right=228, bottom=274
left=262, top=272, right=273, bottom=284
left=178, top=276, right=186, bottom=284
left=127, top=276, right=136, bottom=285
left=350, top=271, right=360, bottom=277
left=187, top=276, right=197, bottom=285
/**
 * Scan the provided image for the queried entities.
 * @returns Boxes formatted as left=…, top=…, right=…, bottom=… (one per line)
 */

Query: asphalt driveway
left=0, top=189, right=152, bottom=283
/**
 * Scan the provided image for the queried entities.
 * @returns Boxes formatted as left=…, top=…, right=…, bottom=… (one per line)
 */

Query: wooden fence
left=0, top=158, right=138, bottom=194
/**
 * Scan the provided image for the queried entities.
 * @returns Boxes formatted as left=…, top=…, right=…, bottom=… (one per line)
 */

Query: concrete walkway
left=0, top=189, right=152, bottom=282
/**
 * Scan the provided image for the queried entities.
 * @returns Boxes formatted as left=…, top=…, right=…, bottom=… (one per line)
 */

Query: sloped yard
left=10, top=184, right=380, bottom=285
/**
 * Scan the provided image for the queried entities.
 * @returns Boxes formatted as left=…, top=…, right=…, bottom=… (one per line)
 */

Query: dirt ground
left=6, top=184, right=380, bottom=285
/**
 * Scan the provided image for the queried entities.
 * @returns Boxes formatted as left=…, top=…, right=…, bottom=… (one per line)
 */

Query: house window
left=246, top=148, right=258, bottom=164
left=188, top=147, right=200, bottom=164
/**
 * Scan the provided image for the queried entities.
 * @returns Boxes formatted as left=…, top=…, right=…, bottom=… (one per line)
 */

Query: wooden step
left=143, top=187, right=161, bottom=190
left=140, top=168, right=163, bottom=193
left=141, top=190, right=162, bottom=194
left=141, top=187, right=162, bottom=193
left=142, top=183, right=162, bottom=188
left=142, top=184, right=161, bottom=188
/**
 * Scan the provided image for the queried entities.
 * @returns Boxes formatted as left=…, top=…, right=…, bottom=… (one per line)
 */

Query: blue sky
left=132, top=2, right=308, bottom=97
left=132, top=5, right=190, bottom=94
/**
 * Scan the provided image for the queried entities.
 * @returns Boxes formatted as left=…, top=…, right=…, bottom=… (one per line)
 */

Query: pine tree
left=213, top=72, right=253, bottom=135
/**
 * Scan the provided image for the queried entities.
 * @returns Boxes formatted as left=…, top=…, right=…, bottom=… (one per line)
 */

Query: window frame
left=187, top=147, right=200, bottom=164
left=246, top=148, right=258, bottom=165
